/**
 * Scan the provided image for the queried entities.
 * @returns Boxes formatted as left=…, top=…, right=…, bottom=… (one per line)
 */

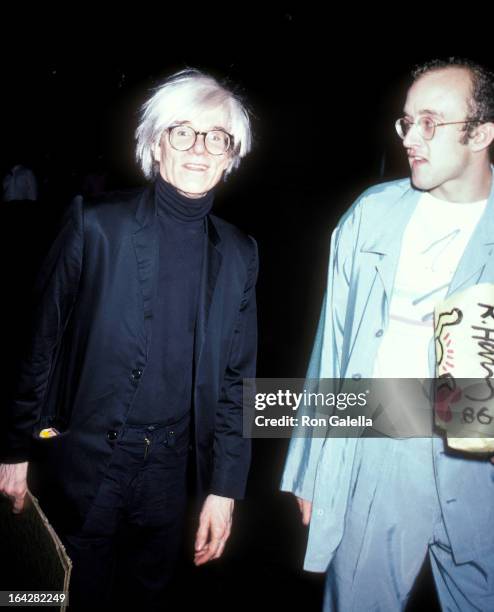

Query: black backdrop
left=3, top=11, right=494, bottom=611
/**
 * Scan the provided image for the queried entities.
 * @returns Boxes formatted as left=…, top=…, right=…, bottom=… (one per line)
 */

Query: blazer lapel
left=132, top=185, right=158, bottom=355
left=360, top=186, right=421, bottom=300
left=446, top=172, right=494, bottom=296
left=194, top=216, right=223, bottom=368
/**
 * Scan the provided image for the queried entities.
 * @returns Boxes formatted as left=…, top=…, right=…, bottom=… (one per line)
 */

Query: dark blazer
left=5, top=183, right=258, bottom=531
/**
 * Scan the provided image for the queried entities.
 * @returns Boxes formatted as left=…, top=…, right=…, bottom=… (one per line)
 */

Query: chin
left=179, top=190, right=206, bottom=199
left=178, top=185, right=209, bottom=199
left=177, top=184, right=201, bottom=194
left=178, top=179, right=210, bottom=194
left=410, top=171, right=434, bottom=193
left=410, top=179, right=430, bottom=192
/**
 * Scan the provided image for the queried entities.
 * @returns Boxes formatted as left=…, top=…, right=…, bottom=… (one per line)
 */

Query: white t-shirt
left=373, top=192, right=486, bottom=379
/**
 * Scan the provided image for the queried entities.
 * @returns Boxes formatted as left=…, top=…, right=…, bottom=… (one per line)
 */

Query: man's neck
left=429, top=161, right=492, bottom=203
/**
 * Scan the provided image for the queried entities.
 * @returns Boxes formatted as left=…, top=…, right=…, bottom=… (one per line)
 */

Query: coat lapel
left=360, top=186, right=421, bottom=301
left=194, top=216, right=223, bottom=368
left=132, top=185, right=158, bottom=354
left=446, top=173, right=494, bottom=296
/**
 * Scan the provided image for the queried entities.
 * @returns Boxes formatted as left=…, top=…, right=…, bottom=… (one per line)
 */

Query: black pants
left=61, top=414, right=190, bottom=611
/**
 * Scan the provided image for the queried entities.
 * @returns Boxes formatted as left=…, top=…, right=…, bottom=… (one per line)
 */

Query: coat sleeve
left=209, top=236, right=258, bottom=499
left=280, top=202, right=361, bottom=501
left=2, top=197, right=84, bottom=462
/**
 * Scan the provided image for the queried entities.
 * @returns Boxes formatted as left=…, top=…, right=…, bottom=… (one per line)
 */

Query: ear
left=470, top=122, right=494, bottom=153
left=152, top=139, right=163, bottom=163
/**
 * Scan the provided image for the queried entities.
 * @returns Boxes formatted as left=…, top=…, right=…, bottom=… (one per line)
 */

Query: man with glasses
left=282, top=58, right=494, bottom=610
left=0, top=69, right=258, bottom=610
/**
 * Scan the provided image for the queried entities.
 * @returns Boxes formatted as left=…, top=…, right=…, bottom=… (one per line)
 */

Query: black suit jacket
left=5, top=183, right=258, bottom=530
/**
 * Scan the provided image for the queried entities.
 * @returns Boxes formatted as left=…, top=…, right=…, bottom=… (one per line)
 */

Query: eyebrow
left=403, top=108, right=445, bottom=119
left=172, top=120, right=228, bottom=131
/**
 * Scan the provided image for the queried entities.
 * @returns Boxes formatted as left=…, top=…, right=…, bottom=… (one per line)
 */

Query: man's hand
left=296, top=496, right=312, bottom=526
left=194, top=494, right=234, bottom=566
left=0, top=462, right=29, bottom=514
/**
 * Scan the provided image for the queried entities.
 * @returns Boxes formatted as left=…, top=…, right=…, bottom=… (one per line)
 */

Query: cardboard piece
left=434, top=282, right=494, bottom=454
left=0, top=489, right=71, bottom=610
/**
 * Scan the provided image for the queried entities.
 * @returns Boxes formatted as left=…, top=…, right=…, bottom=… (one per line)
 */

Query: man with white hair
left=0, top=69, right=258, bottom=610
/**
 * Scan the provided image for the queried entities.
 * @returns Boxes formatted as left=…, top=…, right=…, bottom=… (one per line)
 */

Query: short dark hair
left=412, top=57, right=494, bottom=149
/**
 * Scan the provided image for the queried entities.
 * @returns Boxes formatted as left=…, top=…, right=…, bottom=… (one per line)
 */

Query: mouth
left=183, top=163, right=209, bottom=172
left=408, top=155, right=428, bottom=169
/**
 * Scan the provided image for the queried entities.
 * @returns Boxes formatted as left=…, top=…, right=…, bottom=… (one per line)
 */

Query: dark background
left=2, top=10, right=494, bottom=611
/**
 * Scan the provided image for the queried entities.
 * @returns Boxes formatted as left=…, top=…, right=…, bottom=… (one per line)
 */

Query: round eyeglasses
left=167, top=125, right=233, bottom=155
left=395, top=116, right=478, bottom=141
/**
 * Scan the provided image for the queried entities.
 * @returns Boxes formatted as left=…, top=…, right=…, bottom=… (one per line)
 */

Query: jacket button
left=375, top=329, right=384, bottom=337
left=131, top=368, right=143, bottom=380
left=107, top=430, right=118, bottom=441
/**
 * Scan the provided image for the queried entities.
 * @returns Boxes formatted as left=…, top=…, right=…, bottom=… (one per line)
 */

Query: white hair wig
left=135, top=69, right=252, bottom=179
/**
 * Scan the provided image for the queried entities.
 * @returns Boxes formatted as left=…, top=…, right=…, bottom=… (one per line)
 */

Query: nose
left=402, top=122, right=422, bottom=149
left=191, top=133, right=207, bottom=154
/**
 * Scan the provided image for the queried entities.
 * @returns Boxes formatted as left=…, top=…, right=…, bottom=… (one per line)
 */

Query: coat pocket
left=27, top=415, right=73, bottom=501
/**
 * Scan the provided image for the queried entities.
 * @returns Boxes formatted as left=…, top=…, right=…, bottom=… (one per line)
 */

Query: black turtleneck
left=128, top=176, right=211, bottom=426
left=155, top=172, right=214, bottom=221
